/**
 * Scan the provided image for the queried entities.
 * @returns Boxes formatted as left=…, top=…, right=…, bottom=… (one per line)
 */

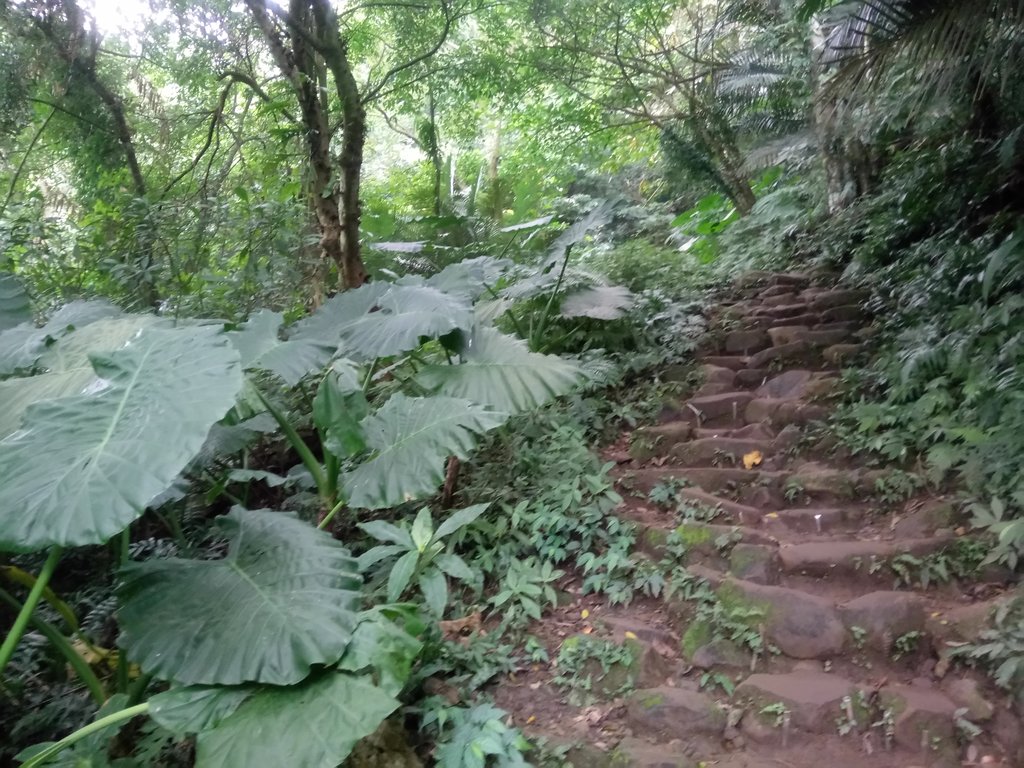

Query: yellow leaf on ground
left=742, top=450, right=763, bottom=469
left=624, top=631, right=638, bottom=640
left=581, top=609, right=590, bottom=619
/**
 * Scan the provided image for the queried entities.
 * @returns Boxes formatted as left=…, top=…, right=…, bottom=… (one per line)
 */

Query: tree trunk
left=247, top=0, right=368, bottom=293
left=427, top=83, right=444, bottom=217
left=311, top=0, right=368, bottom=289
left=810, top=17, right=871, bottom=214
left=37, top=0, right=159, bottom=308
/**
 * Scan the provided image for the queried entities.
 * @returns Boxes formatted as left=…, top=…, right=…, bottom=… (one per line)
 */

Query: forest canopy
left=2, top=0, right=1024, bottom=766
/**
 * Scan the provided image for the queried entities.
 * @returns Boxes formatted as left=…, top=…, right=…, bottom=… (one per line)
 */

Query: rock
left=747, top=341, right=810, bottom=369
left=772, top=402, right=829, bottom=426
left=693, top=381, right=735, bottom=398
left=737, top=672, right=860, bottom=732
left=838, top=592, right=926, bottom=652
left=620, top=467, right=788, bottom=496
left=678, top=487, right=764, bottom=524
left=767, top=326, right=810, bottom=347
left=750, top=302, right=812, bottom=320
left=771, top=424, right=802, bottom=453
left=737, top=270, right=810, bottom=288
left=761, top=507, right=851, bottom=535
left=562, top=742, right=617, bottom=768
left=807, top=289, right=870, bottom=311
left=670, top=436, right=773, bottom=466
left=943, top=677, right=995, bottom=722
left=803, top=376, right=839, bottom=399
left=822, top=343, right=862, bottom=364
left=698, top=355, right=748, bottom=371
left=734, top=368, right=769, bottom=387
left=689, top=639, right=751, bottom=669
left=349, top=720, right=423, bottom=768
left=765, top=312, right=822, bottom=328
left=724, top=329, right=770, bottom=353
left=600, top=617, right=679, bottom=648
left=729, top=543, right=781, bottom=585
left=717, top=579, right=846, bottom=658
left=626, top=687, right=727, bottom=740
left=787, top=464, right=858, bottom=496
left=926, top=600, right=999, bottom=646
left=745, top=398, right=782, bottom=424
left=608, top=738, right=697, bottom=768
left=791, top=328, right=854, bottom=347
left=878, top=685, right=956, bottom=751
left=820, top=304, right=868, bottom=323
left=893, top=500, right=956, bottom=537
left=779, top=538, right=951, bottom=579
left=755, top=370, right=813, bottom=399
left=699, top=364, right=737, bottom=386
left=761, top=292, right=800, bottom=307
left=685, top=392, right=754, bottom=422
left=630, top=423, right=693, bottom=461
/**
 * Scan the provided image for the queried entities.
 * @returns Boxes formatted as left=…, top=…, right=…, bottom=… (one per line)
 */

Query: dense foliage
left=1, top=0, right=1023, bottom=765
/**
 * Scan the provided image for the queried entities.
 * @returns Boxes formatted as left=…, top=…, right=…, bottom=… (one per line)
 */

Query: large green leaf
left=561, top=285, right=634, bottom=320
left=0, top=300, right=128, bottom=376
left=416, top=328, right=582, bottom=413
left=342, top=393, right=506, bottom=509
left=194, top=672, right=397, bottom=768
left=341, top=284, right=473, bottom=360
left=0, top=323, right=45, bottom=375
left=0, top=316, right=164, bottom=440
left=118, top=509, right=361, bottom=685
left=0, top=325, right=242, bottom=551
left=421, top=257, right=512, bottom=300
left=289, top=282, right=388, bottom=346
left=150, top=686, right=255, bottom=733
left=227, top=309, right=335, bottom=385
left=0, top=273, right=31, bottom=331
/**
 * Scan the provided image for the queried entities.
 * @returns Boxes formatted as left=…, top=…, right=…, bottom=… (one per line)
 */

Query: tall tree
left=243, top=0, right=463, bottom=299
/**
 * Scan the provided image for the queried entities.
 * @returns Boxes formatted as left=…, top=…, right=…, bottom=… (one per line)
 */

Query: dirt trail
left=492, top=270, right=1020, bottom=768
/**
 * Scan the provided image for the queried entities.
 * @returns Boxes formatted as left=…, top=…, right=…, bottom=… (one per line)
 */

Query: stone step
left=837, top=591, right=927, bottom=653
left=734, top=368, right=770, bottom=387
left=778, top=535, right=955, bottom=580
left=626, top=686, right=727, bottom=742
left=683, top=392, right=754, bottom=424
left=615, top=467, right=791, bottom=500
left=723, top=329, right=770, bottom=354
left=697, top=354, right=748, bottom=370
left=766, top=327, right=854, bottom=349
left=760, top=291, right=800, bottom=307
left=699, top=363, right=737, bottom=388
left=708, top=578, right=847, bottom=659
left=677, top=487, right=764, bottom=524
left=747, top=341, right=813, bottom=369
left=820, top=304, right=869, bottom=323
left=737, top=671, right=861, bottom=733
left=668, top=436, right=775, bottom=466
left=749, top=302, right=812, bottom=320
left=823, top=343, right=862, bottom=365
left=745, top=398, right=830, bottom=428
left=694, top=422, right=775, bottom=441
left=736, top=270, right=812, bottom=289
left=761, top=507, right=861, bottom=535
left=804, top=288, right=871, bottom=311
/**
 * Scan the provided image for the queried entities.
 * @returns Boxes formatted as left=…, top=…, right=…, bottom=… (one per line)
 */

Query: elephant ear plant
left=0, top=256, right=584, bottom=767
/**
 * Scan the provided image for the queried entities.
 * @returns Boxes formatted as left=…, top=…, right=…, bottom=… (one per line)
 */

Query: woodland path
left=491, top=270, right=1020, bottom=768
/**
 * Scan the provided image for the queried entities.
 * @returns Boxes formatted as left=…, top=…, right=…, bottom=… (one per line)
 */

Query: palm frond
left=820, top=0, right=1024, bottom=114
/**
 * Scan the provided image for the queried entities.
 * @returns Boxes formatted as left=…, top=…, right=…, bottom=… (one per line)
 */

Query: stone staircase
left=575, top=270, right=1019, bottom=767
